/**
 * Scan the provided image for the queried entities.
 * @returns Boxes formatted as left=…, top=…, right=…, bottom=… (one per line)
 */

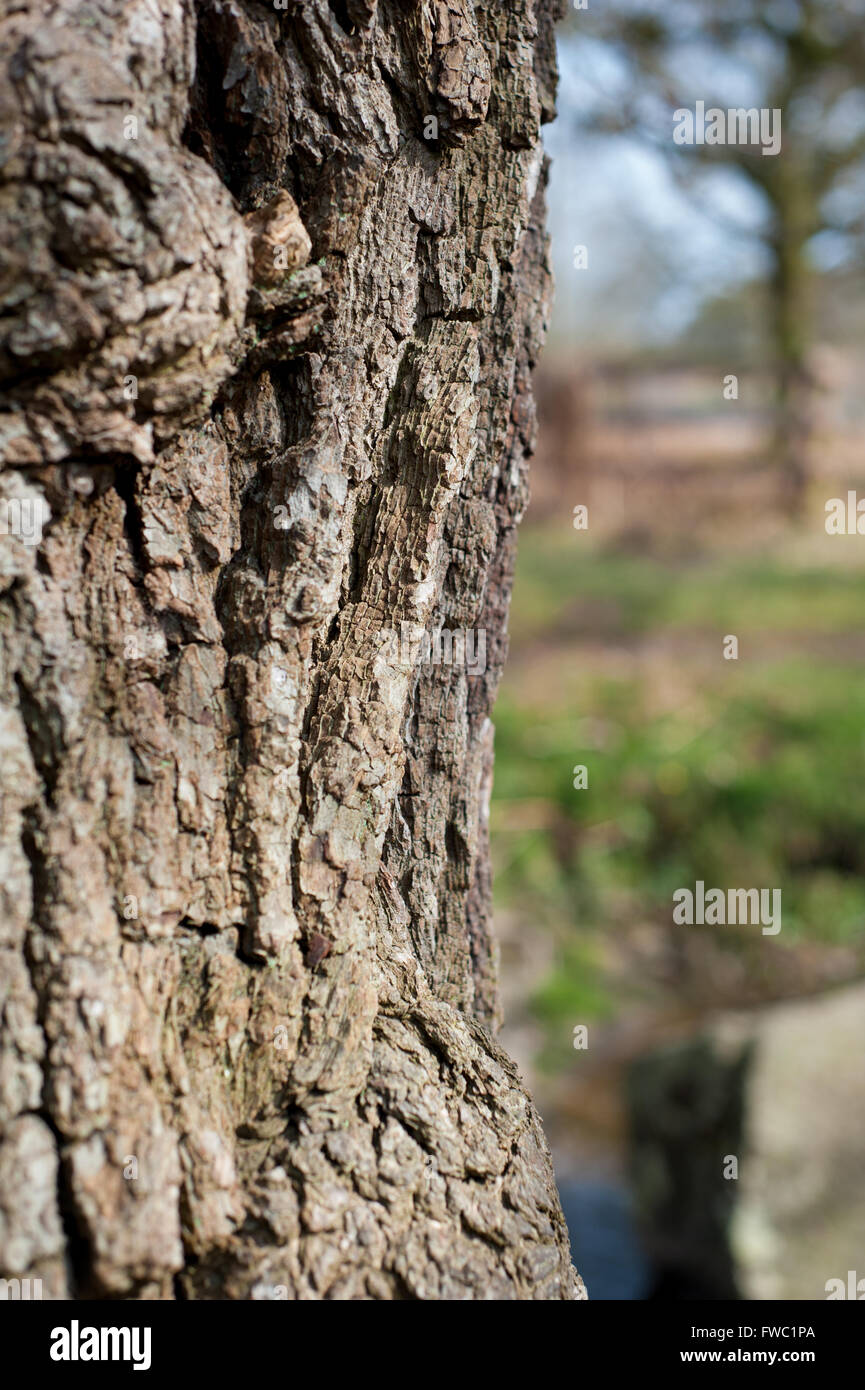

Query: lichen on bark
left=0, top=0, right=584, bottom=1300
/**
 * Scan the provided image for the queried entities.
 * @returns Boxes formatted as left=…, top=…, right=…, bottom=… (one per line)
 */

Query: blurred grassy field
left=492, top=524, right=865, bottom=1073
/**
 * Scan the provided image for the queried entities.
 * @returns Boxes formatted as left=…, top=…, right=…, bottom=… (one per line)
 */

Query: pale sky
left=545, top=33, right=771, bottom=352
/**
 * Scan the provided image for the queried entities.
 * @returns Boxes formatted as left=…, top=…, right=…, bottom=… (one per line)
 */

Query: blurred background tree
left=559, top=0, right=865, bottom=512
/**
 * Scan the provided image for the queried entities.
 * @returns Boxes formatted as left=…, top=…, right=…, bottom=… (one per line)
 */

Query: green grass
left=507, top=529, right=865, bottom=644
left=492, top=528, right=865, bottom=1057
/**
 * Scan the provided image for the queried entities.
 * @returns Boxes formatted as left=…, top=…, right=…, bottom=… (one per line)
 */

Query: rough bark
left=0, top=0, right=583, bottom=1300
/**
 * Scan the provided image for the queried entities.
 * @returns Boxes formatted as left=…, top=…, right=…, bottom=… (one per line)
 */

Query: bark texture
left=0, top=0, right=584, bottom=1300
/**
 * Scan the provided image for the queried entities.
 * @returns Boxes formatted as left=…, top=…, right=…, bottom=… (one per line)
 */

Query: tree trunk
left=769, top=226, right=813, bottom=519
left=762, top=93, right=815, bottom=521
left=0, top=0, right=583, bottom=1300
